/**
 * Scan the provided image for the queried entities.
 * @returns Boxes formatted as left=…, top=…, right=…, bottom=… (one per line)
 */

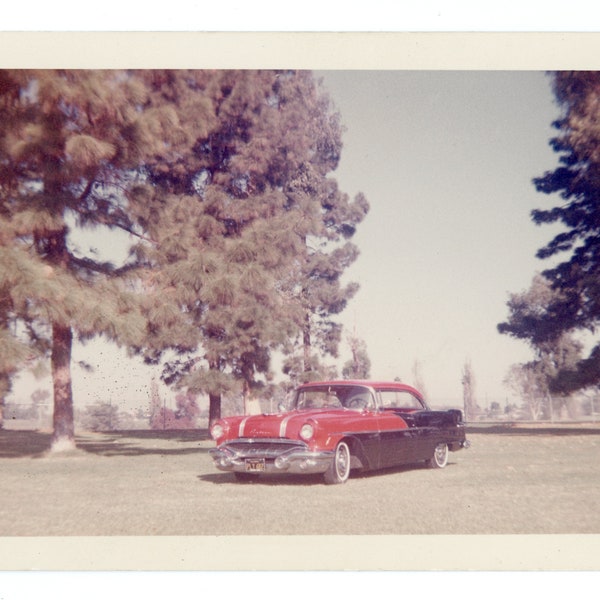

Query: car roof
left=297, top=380, right=423, bottom=396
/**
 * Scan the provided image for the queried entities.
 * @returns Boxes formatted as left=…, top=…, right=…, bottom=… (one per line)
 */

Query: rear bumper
left=449, top=438, right=471, bottom=451
left=209, top=438, right=334, bottom=475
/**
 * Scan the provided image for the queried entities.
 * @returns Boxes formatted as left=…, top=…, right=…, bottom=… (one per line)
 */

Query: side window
left=379, top=390, right=423, bottom=410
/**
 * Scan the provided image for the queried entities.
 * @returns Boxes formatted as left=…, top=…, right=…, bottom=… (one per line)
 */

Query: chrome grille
left=224, top=439, right=306, bottom=459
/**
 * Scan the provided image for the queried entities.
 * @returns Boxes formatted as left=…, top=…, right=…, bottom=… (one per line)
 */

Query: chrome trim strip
left=228, top=437, right=304, bottom=446
left=238, top=416, right=250, bottom=437
left=279, top=414, right=294, bottom=437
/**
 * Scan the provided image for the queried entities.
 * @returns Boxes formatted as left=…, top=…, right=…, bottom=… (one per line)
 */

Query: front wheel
left=428, top=443, right=449, bottom=469
left=324, top=441, right=351, bottom=484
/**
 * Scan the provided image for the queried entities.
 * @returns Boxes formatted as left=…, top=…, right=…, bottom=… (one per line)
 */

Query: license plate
left=245, top=458, right=265, bottom=472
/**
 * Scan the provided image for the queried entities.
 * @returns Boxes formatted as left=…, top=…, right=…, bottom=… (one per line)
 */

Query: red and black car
left=210, top=380, right=469, bottom=484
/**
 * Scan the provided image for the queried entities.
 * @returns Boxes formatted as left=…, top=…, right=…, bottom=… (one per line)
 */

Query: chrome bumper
left=209, top=438, right=334, bottom=475
left=448, top=437, right=470, bottom=452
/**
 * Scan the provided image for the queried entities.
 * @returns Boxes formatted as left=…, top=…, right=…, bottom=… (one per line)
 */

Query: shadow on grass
left=77, top=429, right=212, bottom=457
left=0, top=428, right=211, bottom=458
left=76, top=441, right=210, bottom=457
left=0, top=430, right=53, bottom=458
left=467, top=423, right=600, bottom=436
left=106, top=429, right=211, bottom=442
left=353, top=461, right=431, bottom=480
left=198, top=471, right=325, bottom=486
left=198, top=461, right=445, bottom=486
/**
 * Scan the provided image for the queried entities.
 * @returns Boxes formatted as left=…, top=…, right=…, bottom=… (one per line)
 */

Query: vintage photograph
left=1, top=33, right=600, bottom=572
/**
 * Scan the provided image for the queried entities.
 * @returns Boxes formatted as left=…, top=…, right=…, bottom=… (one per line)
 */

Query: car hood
left=232, top=409, right=352, bottom=440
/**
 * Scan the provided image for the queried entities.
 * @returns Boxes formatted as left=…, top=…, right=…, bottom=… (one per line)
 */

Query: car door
left=353, top=409, right=382, bottom=469
left=327, top=387, right=383, bottom=470
left=376, top=390, right=424, bottom=467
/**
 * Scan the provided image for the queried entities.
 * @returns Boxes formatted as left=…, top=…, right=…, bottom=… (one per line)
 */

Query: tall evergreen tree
left=129, top=71, right=308, bottom=422
left=0, top=70, right=193, bottom=449
left=133, top=71, right=368, bottom=422
left=274, top=73, right=369, bottom=381
left=522, top=71, right=600, bottom=390
left=0, top=69, right=369, bottom=439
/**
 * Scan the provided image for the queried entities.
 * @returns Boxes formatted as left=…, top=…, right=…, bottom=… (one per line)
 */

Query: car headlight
left=299, top=423, right=314, bottom=441
left=211, top=423, right=225, bottom=440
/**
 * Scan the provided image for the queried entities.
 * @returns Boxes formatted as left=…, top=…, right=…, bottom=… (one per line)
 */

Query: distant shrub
left=150, top=392, right=200, bottom=430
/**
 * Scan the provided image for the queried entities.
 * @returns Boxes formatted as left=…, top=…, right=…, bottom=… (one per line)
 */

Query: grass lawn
left=1, top=425, right=599, bottom=536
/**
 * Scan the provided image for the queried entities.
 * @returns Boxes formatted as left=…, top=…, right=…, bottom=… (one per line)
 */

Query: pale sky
left=318, top=71, right=565, bottom=406
left=8, top=70, right=572, bottom=413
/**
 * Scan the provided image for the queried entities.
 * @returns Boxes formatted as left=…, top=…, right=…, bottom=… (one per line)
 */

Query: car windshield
left=294, top=385, right=374, bottom=411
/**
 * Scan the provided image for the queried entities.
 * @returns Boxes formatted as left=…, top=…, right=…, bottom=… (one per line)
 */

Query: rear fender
left=412, top=409, right=464, bottom=428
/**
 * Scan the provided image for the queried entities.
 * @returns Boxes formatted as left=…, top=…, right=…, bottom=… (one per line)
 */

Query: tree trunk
left=303, top=314, right=311, bottom=376
left=208, top=392, right=221, bottom=428
left=51, top=322, right=75, bottom=451
left=547, top=392, right=554, bottom=422
left=0, top=372, right=11, bottom=430
left=0, top=389, right=4, bottom=431
left=529, top=394, right=540, bottom=421
left=242, top=379, right=250, bottom=415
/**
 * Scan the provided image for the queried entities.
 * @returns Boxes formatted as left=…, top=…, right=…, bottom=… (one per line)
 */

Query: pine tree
left=274, top=73, right=369, bottom=381
left=0, top=69, right=369, bottom=438
left=523, top=72, right=600, bottom=390
left=0, top=70, right=193, bottom=449
left=129, top=71, right=308, bottom=423
left=133, top=71, right=368, bottom=423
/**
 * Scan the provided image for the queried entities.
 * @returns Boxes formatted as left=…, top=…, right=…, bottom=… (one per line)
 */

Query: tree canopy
left=530, top=72, right=600, bottom=338
left=499, top=71, right=600, bottom=397
left=499, top=274, right=584, bottom=416
left=0, top=70, right=176, bottom=446
left=135, top=71, right=369, bottom=420
left=0, top=69, right=368, bottom=442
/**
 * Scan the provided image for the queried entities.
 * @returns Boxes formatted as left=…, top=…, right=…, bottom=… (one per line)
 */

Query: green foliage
left=500, top=275, right=585, bottom=416
left=137, top=70, right=368, bottom=419
left=342, top=335, right=371, bottom=380
left=525, top=72, right=600, bottom=389
left=0, top=69, right=369, bottom=437
left=499, top=72, right=600, bottom=397
left=0, top=70, right=197, bottom=443
left=498, top=274, right=570, bottom=346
